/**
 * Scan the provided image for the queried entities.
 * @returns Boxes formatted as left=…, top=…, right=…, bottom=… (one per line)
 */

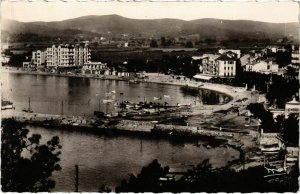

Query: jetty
left=2, top=109, right=238, bottom=139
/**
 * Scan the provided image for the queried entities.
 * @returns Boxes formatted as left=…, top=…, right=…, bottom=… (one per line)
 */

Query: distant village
left=1, top=43, right=299, bottom=81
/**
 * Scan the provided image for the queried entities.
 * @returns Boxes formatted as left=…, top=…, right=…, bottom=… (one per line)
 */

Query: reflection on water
left=180, top=86, right=230, bottom=105
left=1, top=73, right=229, bottom=116
left=27, top=126, right=238, bottom=192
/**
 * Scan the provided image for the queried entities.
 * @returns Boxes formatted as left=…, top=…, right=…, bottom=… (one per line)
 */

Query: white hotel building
left=46, top=44, right=91, bottom=68
left=291, top=50, right=300, bottom=69
left=215, top=53, right=237, bottom=77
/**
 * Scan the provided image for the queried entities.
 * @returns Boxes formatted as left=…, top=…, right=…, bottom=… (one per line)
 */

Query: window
left=224, top=66, right=226, bottom=70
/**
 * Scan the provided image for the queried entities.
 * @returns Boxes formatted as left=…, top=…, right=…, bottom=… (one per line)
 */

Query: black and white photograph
left=1, top=1, right=299, bottom=192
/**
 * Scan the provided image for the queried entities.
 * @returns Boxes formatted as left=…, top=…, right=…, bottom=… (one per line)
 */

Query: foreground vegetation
left=247, top=103, right=299, bottom=146
left=1, top=119, right=62, bottom=192
left=113, top=159, right=298, bottom=192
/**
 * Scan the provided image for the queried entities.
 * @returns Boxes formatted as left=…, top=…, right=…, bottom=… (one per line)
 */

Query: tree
left=115, top=159, right=169, bottom=192
left=204, top=38, right=216, bottom=45
left=185, top=41, right=193, bottom=48
left=276, top=51, right=291, bottom=68
left=285, top=66, right=297, bottom=79
left=1, top=118, right=62, bottom=192
left=246, top=103, right=275, bottom=131
left=161, top=37, right=172, bottom=47
left=116, top=159, right=298, bottom=192
left=161, top=37, right=166, bottom=46
left=150, top=39, right=158, bottom=48
left=281, top=114, right=299, bottom=146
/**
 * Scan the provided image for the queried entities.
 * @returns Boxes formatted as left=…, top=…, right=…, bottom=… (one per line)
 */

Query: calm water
left=1, top=72, right=235, bottom=191
left=1, top=72, right=229, bottom=116
left=27, top=126, right=238, bottom=192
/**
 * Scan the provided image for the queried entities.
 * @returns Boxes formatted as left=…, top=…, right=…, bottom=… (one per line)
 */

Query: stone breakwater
left=153, top=124, right=238, bottom=138
left=1, top=110, right=240, bottom=139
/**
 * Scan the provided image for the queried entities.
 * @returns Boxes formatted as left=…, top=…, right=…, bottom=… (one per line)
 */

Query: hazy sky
left=1, top=2, right=299, bottom=23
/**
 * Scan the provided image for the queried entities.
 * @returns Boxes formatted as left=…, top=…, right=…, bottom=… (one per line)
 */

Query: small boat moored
left=1, top=100, right=14, bottom=110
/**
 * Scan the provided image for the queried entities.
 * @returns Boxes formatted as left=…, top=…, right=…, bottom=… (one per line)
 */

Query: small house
left=259, top=130, right=285, bottom=153
left=285, top=147, right=299, bottom=168
left=285, top=98, right=299, bottom=118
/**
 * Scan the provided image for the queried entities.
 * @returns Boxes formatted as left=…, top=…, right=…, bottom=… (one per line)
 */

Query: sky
left=1, top=1, right=299, bottom=23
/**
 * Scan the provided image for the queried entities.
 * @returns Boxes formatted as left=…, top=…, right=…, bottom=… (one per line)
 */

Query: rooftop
left=260, top=133, right=282, bottom=145
left=286, top=98, right=300, bottom=105
left=216, top=53, right=236, bottom=61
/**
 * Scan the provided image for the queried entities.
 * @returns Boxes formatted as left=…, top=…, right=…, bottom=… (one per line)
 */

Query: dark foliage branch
left=1, top=118, right=62, bottom=192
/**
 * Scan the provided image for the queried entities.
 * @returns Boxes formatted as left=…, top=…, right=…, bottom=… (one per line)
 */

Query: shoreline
left=1, top=68, right=254, bottom=114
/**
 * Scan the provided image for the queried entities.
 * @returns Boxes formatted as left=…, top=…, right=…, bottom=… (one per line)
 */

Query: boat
left=94, top=111, right=105, bottom=118
left=114, top=103, right=121, bottom=107
left=104, top=112, right=118, bottom=118
left=126, top=104, right=133, bottom=109
left=1, top=100, right=14, bottom=110
left=103, top=99, right=114, bottom=103
left=111, top=112, right=118, bottom=117
left=177, top=103, right=191, bottom=107
left=129, top=79, right=140, bottom=84
left=22, top=109, right=33, bottom=113
left=118, top=111, right=128, bottom=117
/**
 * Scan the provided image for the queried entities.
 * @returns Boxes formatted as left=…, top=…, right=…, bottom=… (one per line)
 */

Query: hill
left=2, top=15, right=298, bottom=42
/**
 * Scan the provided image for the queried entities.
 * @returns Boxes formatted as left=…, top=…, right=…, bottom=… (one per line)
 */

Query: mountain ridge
left=2, top=14, right=298, bottom=42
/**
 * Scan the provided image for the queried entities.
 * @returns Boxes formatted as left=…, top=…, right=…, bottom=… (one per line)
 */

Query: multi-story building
left=291, top=50, right=300, bottom=69
left=192, top=54, right=220, bottom=76
left=32, top=50, right=46, bottom=67
left=193, top=52, right=237, bottom=80
left=1, top=53, right=10, bottom=64
left=215, top=52, right=237, bottom=77
left=245, top=58, right=279, bottom=74
left=46, top=44, right=91, bottom=69
left=82, top=62, right=108, bottom=75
